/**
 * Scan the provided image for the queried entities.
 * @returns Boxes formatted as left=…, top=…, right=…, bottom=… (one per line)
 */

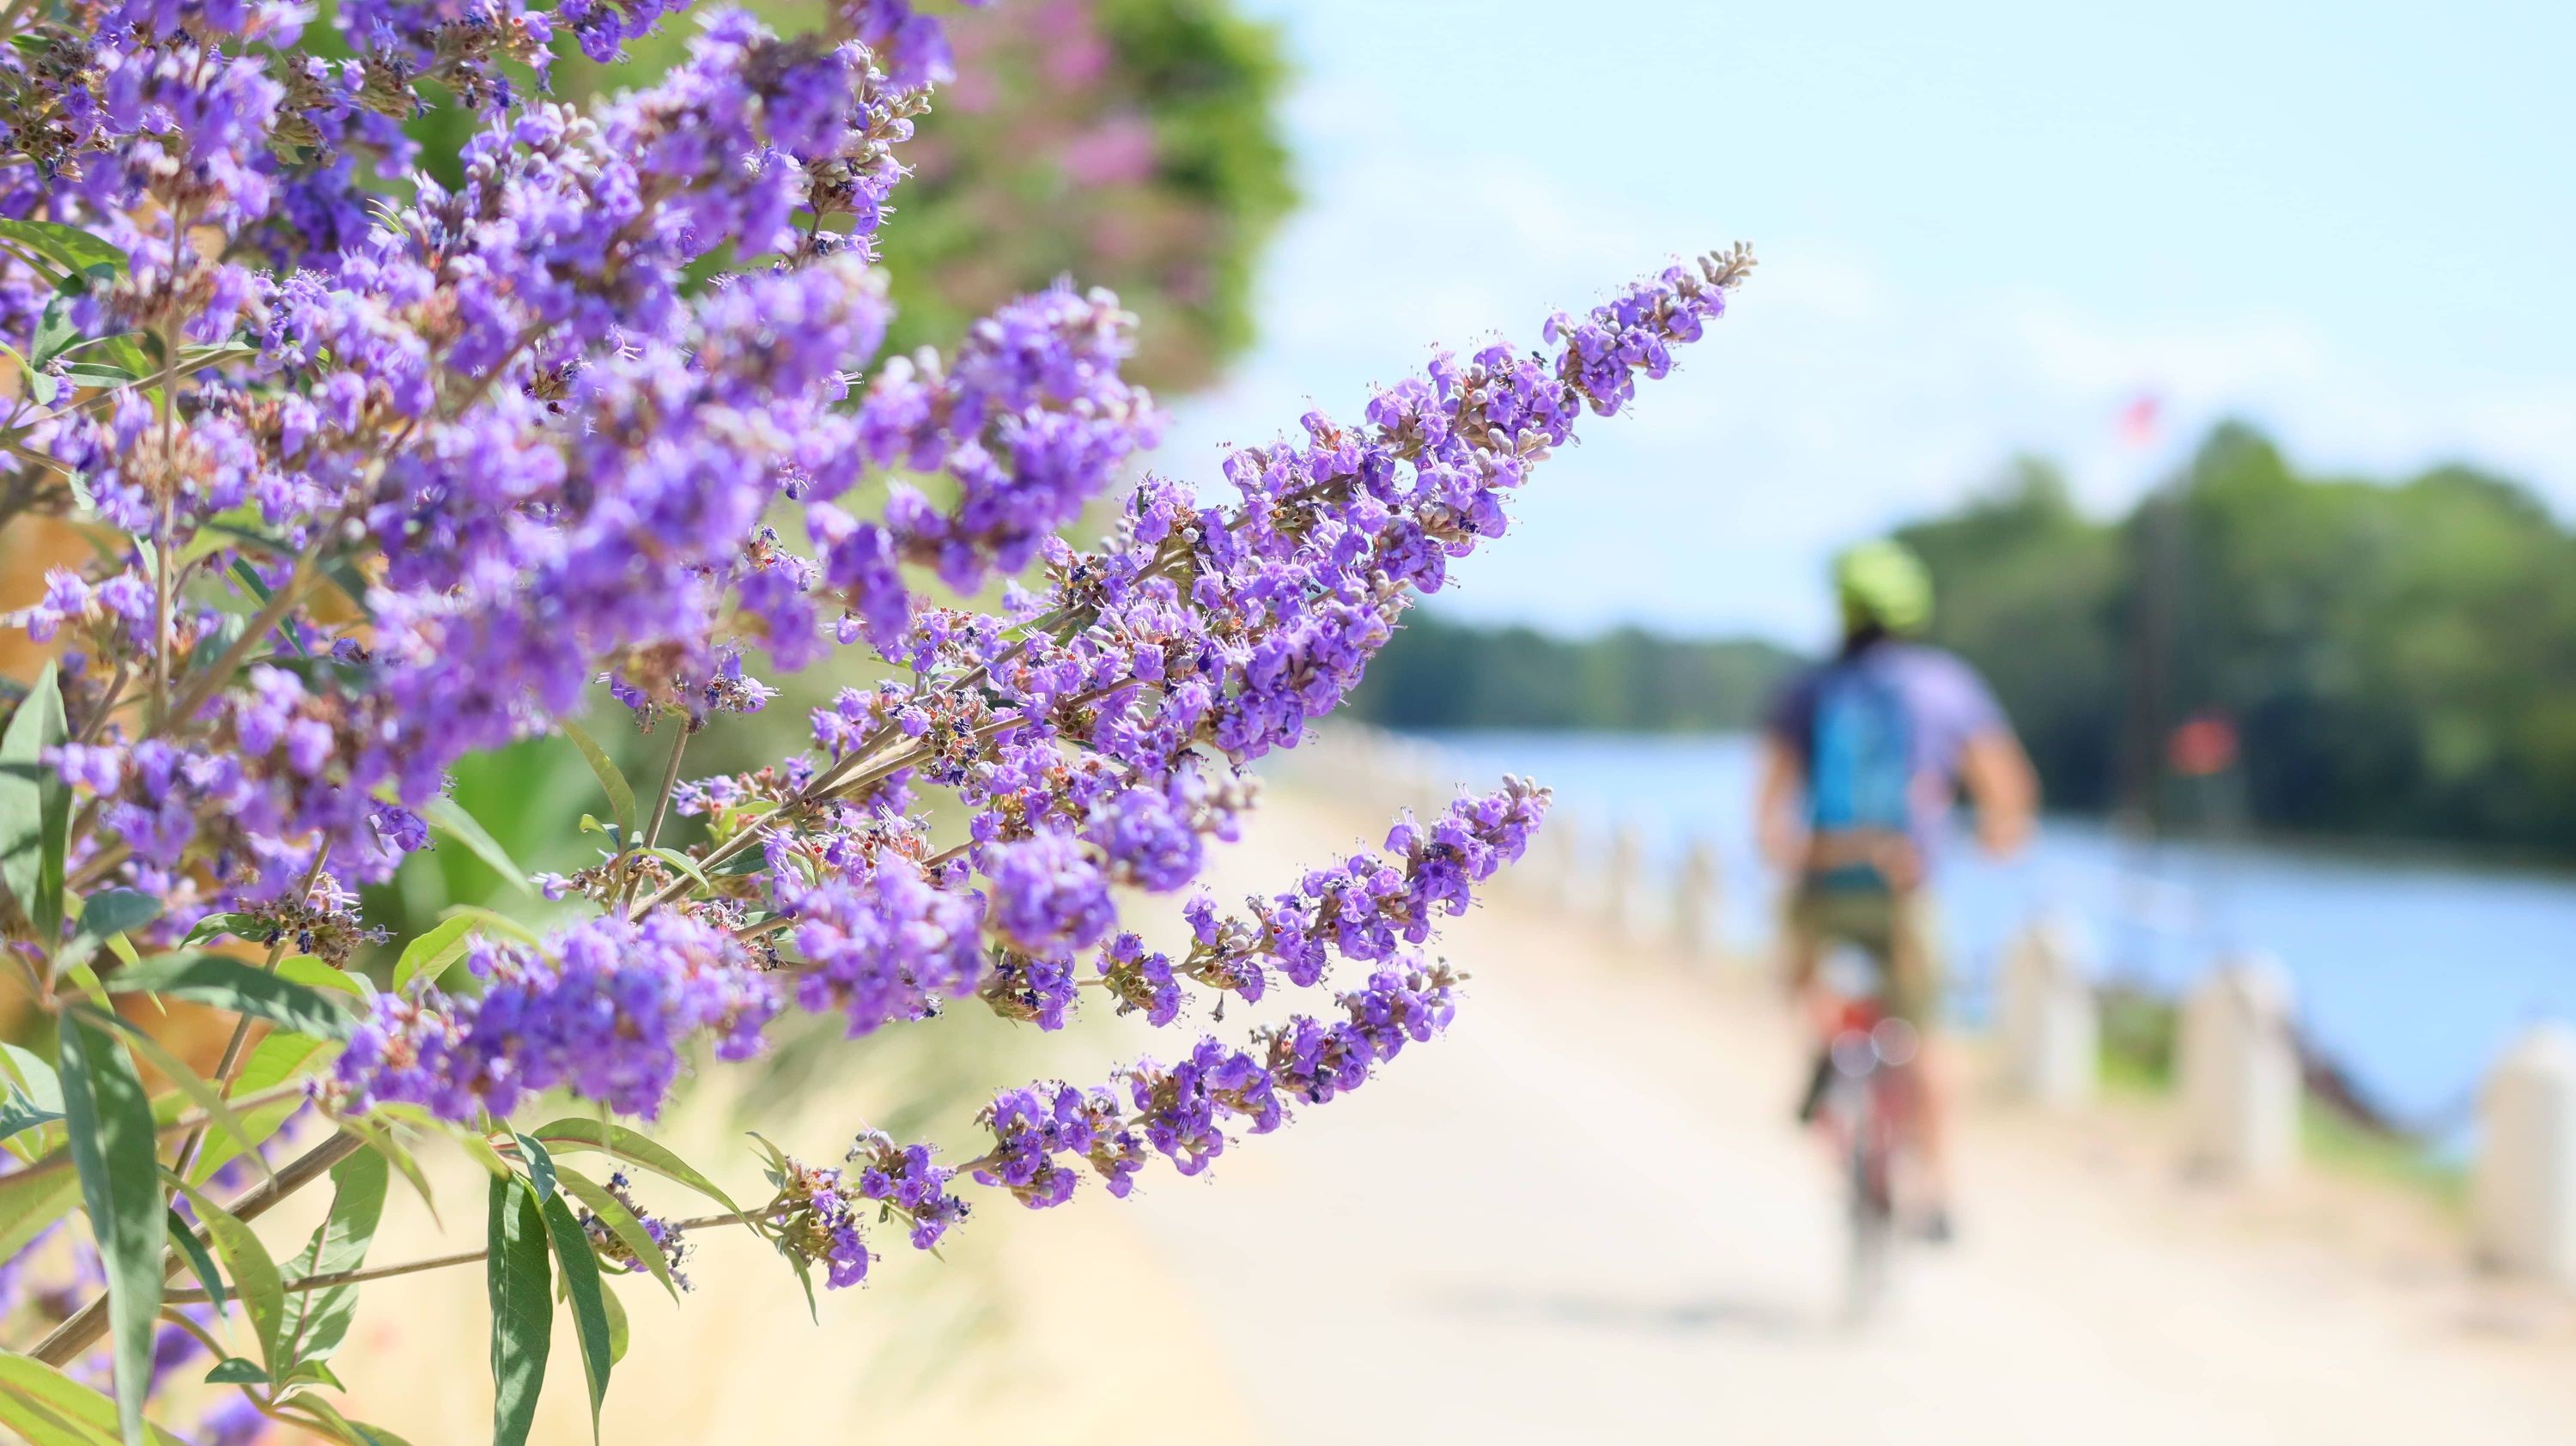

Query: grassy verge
left=2093, top=985, right=2467, bottom=1214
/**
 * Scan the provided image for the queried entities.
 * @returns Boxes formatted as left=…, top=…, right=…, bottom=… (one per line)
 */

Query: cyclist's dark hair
left=1838, top=620, right=1890, bottom=660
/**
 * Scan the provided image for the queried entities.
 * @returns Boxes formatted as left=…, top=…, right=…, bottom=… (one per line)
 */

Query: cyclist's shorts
left=1785, top=884, right=1943, bottom=1024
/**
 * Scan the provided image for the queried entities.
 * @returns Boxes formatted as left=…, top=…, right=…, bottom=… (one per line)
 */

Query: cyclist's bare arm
left=1755, top=734, right=1808, bottom=872
left=1959, top=727, right=2038, bottom=859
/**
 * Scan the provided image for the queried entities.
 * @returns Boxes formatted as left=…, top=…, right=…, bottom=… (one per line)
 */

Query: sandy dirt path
left=1119, top=785, right=2576, bottom=1445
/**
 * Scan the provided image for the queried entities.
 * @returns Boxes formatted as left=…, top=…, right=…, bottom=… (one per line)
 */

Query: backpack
left=1807, top=665, right=1914, bottom=885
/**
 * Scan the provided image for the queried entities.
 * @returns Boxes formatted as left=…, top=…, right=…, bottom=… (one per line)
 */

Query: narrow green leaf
left=555, top=1165, right=678, bottom=1302
left=0, top=1384, right=111, bottom=1446
left=0, top=219, right=127, bottom=280
left=0, top=1354, right=188, bottom=1446
left=281, top=1358, right=348, bottom=1392
left=513, top=1133, right=557, bottom=1203
left=486, top=1176, right=554, bottom=1446
left=392, top=914, right=476, bottom=993
left=82, top=1008, right=274, bottom=1183
left=422, top=794, right=537, bottom=897
left=0, top=1041, right=64, bottom=1158
left=105, top=951, right=352, bottom=1039
left=1, top=1040, right=62, bottom=1106
left=540, top=1191, right=613, bottom=1442
left=0, top=660, right=70, bottom=941
left=0, top=1162, right=82, bottom=1259
left=276, top=955, right=368, bottom=999
left=436, top=902, right=544, bottom=948
left=0, top=340, right=56, bottom=406
left=558, top=719, right=636, bottom=841
left=55, top=1015, right=161, bottom=1446
left=202, top=1358, right=267, bottom=1386
left=179, top=911, right=272, bottom=948
left=456, top=1128, right=514, bottom=1180
left=641, top=846, right=712, bottom=895
left=599, top=1277, right=630, bottom=1365
left=335, top=1113, right=439, bottom=1228
left=283, top=1394, right=418, bottom=1446
left=167, top=1206, right=229, bottom=1314
left=187, top=1032, right=336, bottom=1185
left=278, top=1147, right=388, bottom=1372
left=1, top=1085, right=63, bottom=1143
left=529, top=1119, right=747, bottom=1223
left=165, top=1173, right=285, bottom=1374
left=773, top=1236, right=821, bottom=1325
left=63, top=888, right=158, bottom=968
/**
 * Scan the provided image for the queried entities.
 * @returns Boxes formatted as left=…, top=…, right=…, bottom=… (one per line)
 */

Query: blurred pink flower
left=1061, top=114, right=1158, bottom=186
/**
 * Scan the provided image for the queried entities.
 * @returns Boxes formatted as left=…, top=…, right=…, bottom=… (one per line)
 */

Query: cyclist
left=1756, top=538, right=2037, bottom=1240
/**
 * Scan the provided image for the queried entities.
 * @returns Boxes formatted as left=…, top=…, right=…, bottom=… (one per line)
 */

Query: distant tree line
left=1344, top=615, right=1803, bottom=732
left=1349, top=422, right=2576, bottom=858
left=1900, top=422, right=2576, bottom=856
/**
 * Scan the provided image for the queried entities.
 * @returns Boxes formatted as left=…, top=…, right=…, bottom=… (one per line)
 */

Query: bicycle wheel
left=1842, top=1087, right=1894, bottom=1323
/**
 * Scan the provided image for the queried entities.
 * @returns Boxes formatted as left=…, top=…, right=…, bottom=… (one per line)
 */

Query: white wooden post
left=2475, top=1023, right=2576, bottom=1283
left=1546, top=811, right=1590, bottom=911
left=2178, top=952, right=2300, bottom=1181
left=1600, top=823, right=1641, bottom=939
left=1674, top=838, right=1721, bottom=960
left=1996, top=913, right=2098, bottom=1109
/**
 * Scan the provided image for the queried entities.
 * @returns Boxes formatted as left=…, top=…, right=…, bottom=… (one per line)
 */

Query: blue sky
left=1157, top=0, right=2576, bottom=645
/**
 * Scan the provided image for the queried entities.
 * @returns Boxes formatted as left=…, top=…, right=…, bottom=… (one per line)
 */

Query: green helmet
left=1833, top=539, right=1933, bottom=635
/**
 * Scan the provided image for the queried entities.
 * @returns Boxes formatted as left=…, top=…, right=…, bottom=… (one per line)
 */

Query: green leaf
left=392, top=914, right=477, bottom=993
left=29, top=295, right=78, bottom=369
left=540, top=1190, right=614, bottom=1442
left=187, top=1031, right=335, bottom=1185
left=436, top=902, right=544, bottom=948
left=202, top=1358, right=267, bottom=1385
left=278, top=1147, right=388, bottom=1373
left=0, top=340, right=56, bottom=406
left=529, top=1119, right=747, bottom=1224
left=276, top=955, right=368, bottom=999
left=165, top=1172, right=285, bottom=1375
left=1, top=661, right=70, bottom=942
left=1, top=1085, right=63, bottom=1143
left=55, top=1015, right=161, bottom=1446
left=335, top=1112, right=439, bottom=1228
left=486, top=1176, right=554, bottom=1446
left=0, top=1355, right=188, bottom=1446
left=1, top=1040, right=64, bottom=1146
left=167, top=1206, right=229, bottom=1315
left=513, top=1133, right=557, bottom=1203
left=422, top=794, right=537, bottom=897
left=71, top=888, right=153, bottom=939
left=106, top=951, right=352, bottom=1039
left=641, top=846, right=712, bottom=896
left=0, top=1159, right=81, bottom=1259
left=179, top=911, right=274, bottom=948
left=2, top=1039, right=63, bottom=1104
left=599, top=1276, right=630, bottom=1365
left=558, top=719, right=636, bottom=841
left=554, top=1165, right=678, bottom=1302
left=0, top=1387, right=112, bottom=1446
left=0, top=219, right=127, bottom=282
left=283, top=1394, right=418, bottom=1446
left=79, top=1009, right=274, bottom=1184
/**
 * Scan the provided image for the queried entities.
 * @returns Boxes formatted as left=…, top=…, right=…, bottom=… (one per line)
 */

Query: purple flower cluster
left=337, top=914, right=776, bottom=1121
left=970, top=959, right=1457, bottom=1206
left=577, top=1169, right=699, bottom=1291
left=1, top=0, right=1753, bottom=1386
left=772, top=1129, right=969, bottom=1288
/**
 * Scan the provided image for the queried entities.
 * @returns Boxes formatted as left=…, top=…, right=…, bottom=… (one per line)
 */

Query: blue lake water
left=1406, top=730, right=2576, bottom=1139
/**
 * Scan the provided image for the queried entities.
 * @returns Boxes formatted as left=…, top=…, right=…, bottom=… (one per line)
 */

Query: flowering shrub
left=0, top=0, right=1751, bottom=1439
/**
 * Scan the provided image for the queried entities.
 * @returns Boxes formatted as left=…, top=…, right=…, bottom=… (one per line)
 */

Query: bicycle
left=1797, top=952, right=1923, bottom=1323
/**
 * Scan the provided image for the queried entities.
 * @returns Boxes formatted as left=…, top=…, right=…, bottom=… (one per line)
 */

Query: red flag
left=2118, top=392, right=2160, bottom=449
